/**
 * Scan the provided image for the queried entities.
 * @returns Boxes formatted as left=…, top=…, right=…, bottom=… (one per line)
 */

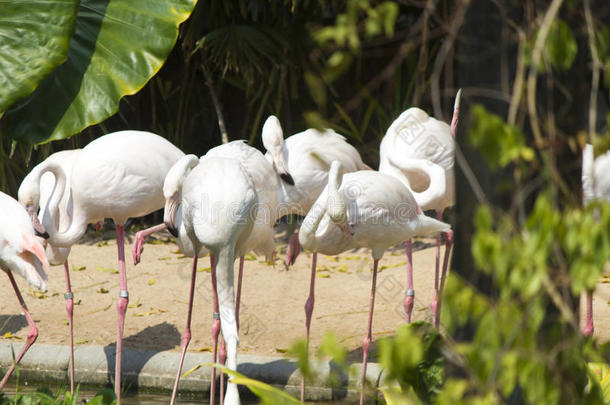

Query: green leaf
left=3, top=0, right=197, bottom=144
left=210, top=364, right=303, bottom=405
left=0, top=0, right=78, bottom=113
left=545, top=19, right=577, bottom=71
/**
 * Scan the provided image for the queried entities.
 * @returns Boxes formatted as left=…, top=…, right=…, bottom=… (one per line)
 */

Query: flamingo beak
left=27, top=205, right=49, bottom=239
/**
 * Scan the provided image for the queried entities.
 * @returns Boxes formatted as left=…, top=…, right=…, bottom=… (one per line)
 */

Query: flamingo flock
left=0, top=93, right=598, bottom=404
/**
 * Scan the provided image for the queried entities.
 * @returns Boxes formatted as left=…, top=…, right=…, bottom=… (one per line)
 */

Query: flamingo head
left=17, top=177, right=48, bottom=239
left=163, top=193, right=180, bottom=238
left=327, top=161, right=348, bottom=228
left=262, top=115, right=295, bottom=185
left=163, top=154, right=200, bottom=238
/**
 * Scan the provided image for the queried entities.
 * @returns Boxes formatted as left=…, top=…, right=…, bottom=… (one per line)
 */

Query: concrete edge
left=0, top=343, right=385, bottom=402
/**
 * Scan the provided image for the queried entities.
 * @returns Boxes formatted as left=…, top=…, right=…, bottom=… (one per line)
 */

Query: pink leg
left=114, top=225, right=129, bottom=402
left=431, top=210, right=444, bottom=328
left=235, top=256, right=245, bottom=332
left=0, top=272, right=39, bottom=390
left=285, top=230, right=301, bottom=267
left=436, top=230, right=454, bottom=325
left=360, top=259, right=379, bottom=405
left=582, top=291, right=594, bottom=336
left=170, top=254, right=198, bottom=405
left=301, top=252, right=317, bottom=402
left=132, top=223, right=167, bottom=265
left=63, top=260, right=75, bottom=395
left=210, top=255, right=220, bottom=405
left=219, top=339, right=226, bottom=405
left=404, top=240, right=415, bottom=323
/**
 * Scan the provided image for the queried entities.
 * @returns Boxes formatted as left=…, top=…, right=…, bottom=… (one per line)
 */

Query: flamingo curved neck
left=40, top=162, right=87, bottom=247
left=299, top=194, right=329, bottom=251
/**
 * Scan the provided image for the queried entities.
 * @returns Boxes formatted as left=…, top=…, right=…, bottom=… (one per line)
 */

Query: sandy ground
left=1, top=226, right=608, bottom=361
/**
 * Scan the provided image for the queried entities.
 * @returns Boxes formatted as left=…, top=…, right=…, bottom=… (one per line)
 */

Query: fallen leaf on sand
left=72, top=265, right=86, bottom=271
left=96, top=266, right=118, bottom=274
left=3, top=332, right=22, bottom=340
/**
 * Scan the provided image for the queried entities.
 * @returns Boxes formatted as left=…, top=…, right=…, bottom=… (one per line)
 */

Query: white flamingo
left=581, top=144, right=610, bottom=336
left=378, top=90, right=460, bottom=326
left=18, top=149, right=86, bottom=394
left=164, top=154, right=257, bottom=405
left=261, top=115, right=370, bottom=266
left=299, top=161, right=451, bottom=404
left=206, top=141, right=280, bottom=326
left=0, top=191, right=50, bottom=390
left=19, top=131, right=184, bottom=402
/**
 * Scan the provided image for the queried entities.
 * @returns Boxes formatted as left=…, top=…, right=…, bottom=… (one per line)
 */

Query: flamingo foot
left=285, top=232, right=301, bottom=268
left=359, top=335, right=371, bottom=405
left=132, top=230, right=146, bottom=265
left=404, top=292, right=414, bottom=324
left=430, top=295, right=439, bottom=327
left=582, top=322, right=594, bottom=337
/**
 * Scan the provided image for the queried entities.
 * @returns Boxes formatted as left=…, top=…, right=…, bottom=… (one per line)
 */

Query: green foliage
left=0, top=0, right=78, bottom=113
left=1, top=0, right=197, bottom=144
left=288, top=337, right=312, bottom=382
left=379, top=322, right=444, bottom=403
left=0, top=387, right=115, bottom=405
left=314, top=0, right=398, bottom=53
left=468, top=104, right=534, bottom=169
left=211, top=364, right=302, bottom=405
left=544, top=19, right=578, bottom=71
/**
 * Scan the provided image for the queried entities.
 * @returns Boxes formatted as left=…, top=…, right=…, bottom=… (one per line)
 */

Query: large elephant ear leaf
left=2, top=0, right=197, bottom=145
left=0, top=0, right=78, bottom=113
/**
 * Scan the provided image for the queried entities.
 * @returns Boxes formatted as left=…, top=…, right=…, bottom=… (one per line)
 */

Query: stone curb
left=0, top=343, right=384, bottom=402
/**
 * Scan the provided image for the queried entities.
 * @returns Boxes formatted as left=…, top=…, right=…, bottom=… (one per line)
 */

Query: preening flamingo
left=164, top=154, right=257, bottom=405
left=20, top=131, right=184, bottom=402
left=580, top=144, right=610, bottom=336
left=378, top=90, right=461, bottom=326
left=0, top=191, right=50, bottom=390
left=18, top=149, right=82, bottom=394
left=261, top=115, right=370, bottom=267
left=299, top=161, right=451, bottom=403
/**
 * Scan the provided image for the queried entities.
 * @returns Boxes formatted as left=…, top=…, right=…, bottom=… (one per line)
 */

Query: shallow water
left=2, top=384, right=343, bottom=404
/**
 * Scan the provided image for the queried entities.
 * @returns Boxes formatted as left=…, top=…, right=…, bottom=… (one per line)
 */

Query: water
left=3, top=383, right=345, bottom=404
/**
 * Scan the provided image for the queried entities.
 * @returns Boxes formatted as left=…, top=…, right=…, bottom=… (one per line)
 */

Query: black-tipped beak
left=280, top=172, right=295, bottom=186
left=166, top=223, right=179, bottom=238
left=28, top=209, right=49, bottom=239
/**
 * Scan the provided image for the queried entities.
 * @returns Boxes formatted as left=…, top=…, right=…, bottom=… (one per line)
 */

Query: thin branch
left=202, top=65, right=229, bottom=144
left=584, top=0, right=601, bottom=146
left=540, top=273, right=578, bottom=330
left=507, top=30, right=526, bottom=126
left=333, top=0, right=440, bottom=118
left=455, top=142, right=490, bottom=206
left=526, top=0, right=564, bottom=150
left=525, top=0, right=571, bottom=199
left=412, top=0, right=436, bottom=105
left=430, top=0, right=471, bottom=121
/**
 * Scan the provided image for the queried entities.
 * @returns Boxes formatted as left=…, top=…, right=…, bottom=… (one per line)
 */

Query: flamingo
left=17, top=149, right=88, bottom=394
left=298, top=161, right=451, bottom=404
left=378, top=90, right=461, bottom=326
left=164, top=154, right=257, bottom=405
left=580, top=144, right=610, bottom=336
left=206, top=141, right=280, bottom=327
left=19, top=131, right=184, bottom=402
left=0, top=191, right=50, bottom=390
left=261, top=115, right=370, bottom=267
left=167, top=141, right=280, bottom=405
